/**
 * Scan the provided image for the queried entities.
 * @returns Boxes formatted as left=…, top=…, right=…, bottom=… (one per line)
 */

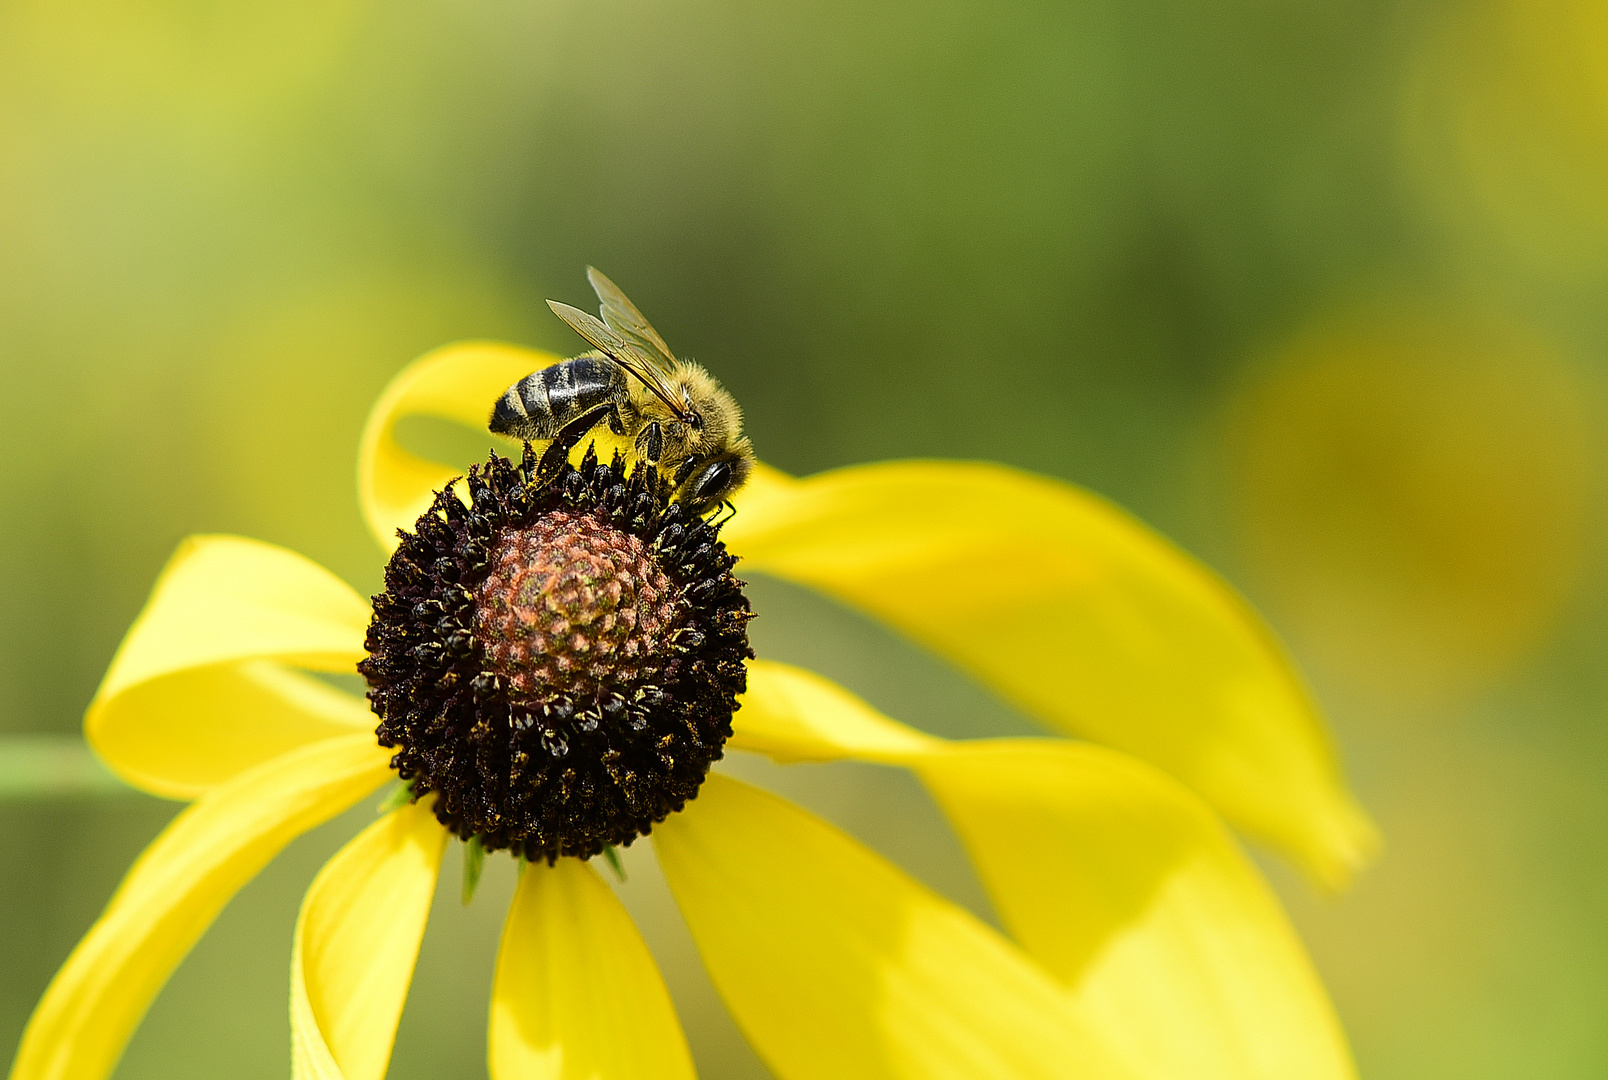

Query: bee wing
left=587, top=267, right=680, bottom=375
left=546, top=300, right=690, bottom=418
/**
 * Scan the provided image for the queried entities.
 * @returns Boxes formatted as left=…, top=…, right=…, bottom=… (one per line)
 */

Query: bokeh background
left=4, top=0, right=1608, bottom=1077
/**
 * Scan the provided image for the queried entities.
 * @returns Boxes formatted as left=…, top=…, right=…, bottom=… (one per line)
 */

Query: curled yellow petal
left=93, top=534, right=371, bottom=695
left=358, top=341, right=557, bottom=550
left=10, top=734, right=392, bottom=1080
left=85, top=535, right=373, bottom=797
left=654, top=774, right=1136, bottom=1080
left=94, top=661, right=373, bottom=800
left=731, top=662, right=1357, bottom=1080
left=489, top=858, right=694, bottom=1080
left=916, top=741, right=1357, bottom=1080
left=292, top=799, right=447, bottom=1080
left=725, top=460, right=1376, bottom=886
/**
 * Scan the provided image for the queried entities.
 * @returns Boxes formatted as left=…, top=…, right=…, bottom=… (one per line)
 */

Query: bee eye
left=690, top=461, right=731, bottom=503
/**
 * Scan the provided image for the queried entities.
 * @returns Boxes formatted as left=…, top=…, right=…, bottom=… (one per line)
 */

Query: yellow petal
left=729, top=459, right=798, bottom=517
left=731, top=661, right=1356, bottom=1080
left=724, top=460, right=1376, bottom=886
left=85, top=535, right=373, bottom=797
left=729, top=659, right=939, bottom=764
left=10, top=734, right=392, bottom=1080
left=95, top=534, right=371, bottom=693
left=916, top=741, right=1357, bottom=1080
left=489, top=858, right=694, bottom=1080
left=292, top=800, right=447, bottom=1080
left=94, top=661, right=374, bottom=800
left=654, top=774, right=1136, bottom=1080
left=358, top=341, right=558, bottom=550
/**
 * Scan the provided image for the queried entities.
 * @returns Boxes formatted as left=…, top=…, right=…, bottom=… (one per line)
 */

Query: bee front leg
left=670, top=455, right=701, bottom=486
left=535, top=403, right=614, bottom=485
left=637, top=421, right=665, bottom=464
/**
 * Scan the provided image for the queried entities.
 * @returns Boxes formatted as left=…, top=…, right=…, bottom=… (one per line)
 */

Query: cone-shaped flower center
left=475, top=511, right=679, bottom=696
left=359, top=447, right=753, bottom=863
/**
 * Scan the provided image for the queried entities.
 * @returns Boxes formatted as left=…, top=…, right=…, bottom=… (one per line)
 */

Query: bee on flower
left=489, top=267, right=754, bottom=517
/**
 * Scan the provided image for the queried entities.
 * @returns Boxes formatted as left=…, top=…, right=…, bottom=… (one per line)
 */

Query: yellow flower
left=11, top=342, right=1375, bottom=1080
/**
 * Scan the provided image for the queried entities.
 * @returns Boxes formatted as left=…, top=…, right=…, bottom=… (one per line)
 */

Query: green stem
left=0, top=736, right=130, bottom=800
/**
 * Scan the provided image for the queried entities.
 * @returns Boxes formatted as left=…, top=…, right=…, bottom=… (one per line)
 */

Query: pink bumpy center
left=473, top=510, right=681, bottom=697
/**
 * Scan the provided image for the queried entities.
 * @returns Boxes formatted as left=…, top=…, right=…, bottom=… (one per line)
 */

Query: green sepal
left=461, top=835, right=486, bottom=905
left=376, top=780, right=414, bottom=815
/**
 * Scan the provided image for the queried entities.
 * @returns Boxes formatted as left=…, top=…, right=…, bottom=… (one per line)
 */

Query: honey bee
left=490, top=268, right=754, bottom=516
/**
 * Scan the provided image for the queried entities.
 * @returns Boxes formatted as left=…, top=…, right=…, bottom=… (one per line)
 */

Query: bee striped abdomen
left=490, top=355, right=629, bottom=441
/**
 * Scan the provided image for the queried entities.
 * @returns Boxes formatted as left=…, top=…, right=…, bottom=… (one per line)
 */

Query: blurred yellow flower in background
left=12, top=344, right=1372, bottom=1080
left=1214, top=309, right=1603, bottom=706
left=1404, top=0, right=1608, bottom=278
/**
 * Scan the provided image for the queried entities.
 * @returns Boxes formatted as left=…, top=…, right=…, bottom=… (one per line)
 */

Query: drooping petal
left=724, top=461, right=1376, bottom=886
left=94, top=661, right=373, bottom=800
left=488, top=858, right=695, bottom=1080
left=728, top=659, right=938, bottom=764
left=916, top=741, right=1356, bottom=1080
left=86, top=535, right=374, bottom=797
left=654, top=774, right=1136, bottom=1080
left=10, top=734, right=392, bottom=1080
left=96, top=534, right=371, bottom=691
left=358, top=342, right=556, bottom=550
left=730, top=661, right=1357, bottom=1080
left=292, top=799, right=447, bottom=1080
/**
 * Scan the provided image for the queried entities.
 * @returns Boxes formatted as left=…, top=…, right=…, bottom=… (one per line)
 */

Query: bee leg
left=534, top=403, right=613, bottom=486
left=707, top=500, right=738, bottom=528
left=639, top=421, right=664, bottom=464
left=671, top=455, right=701, bottom=486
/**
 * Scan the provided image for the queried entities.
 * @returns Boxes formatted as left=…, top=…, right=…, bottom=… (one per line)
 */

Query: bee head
left=658, top=363, right=755, bottom=513
left=675, top=447, right=754, bottom=515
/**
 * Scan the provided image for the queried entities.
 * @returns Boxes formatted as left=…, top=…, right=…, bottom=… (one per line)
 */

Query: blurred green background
left=5, top=0, right=1608, bottom=1077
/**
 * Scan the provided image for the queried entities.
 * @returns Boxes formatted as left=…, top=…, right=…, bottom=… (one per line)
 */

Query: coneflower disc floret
left=359, top=445, right=753, bottom=863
